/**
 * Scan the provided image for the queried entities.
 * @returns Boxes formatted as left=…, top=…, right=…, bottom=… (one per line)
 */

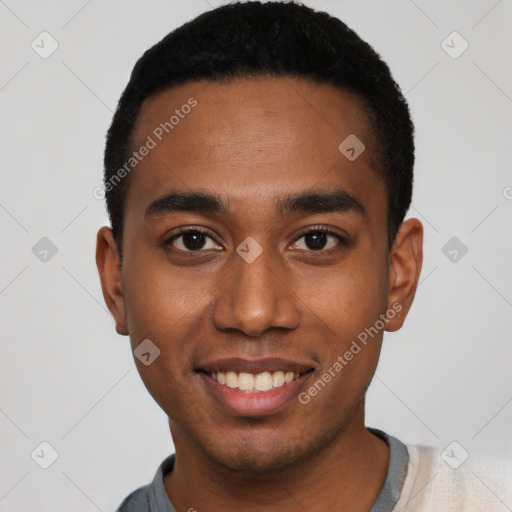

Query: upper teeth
left=211, top=370, right=299, bottom=392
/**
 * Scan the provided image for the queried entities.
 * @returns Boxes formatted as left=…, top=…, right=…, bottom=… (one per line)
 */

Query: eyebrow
left=144, top=189, right=366, bottom=218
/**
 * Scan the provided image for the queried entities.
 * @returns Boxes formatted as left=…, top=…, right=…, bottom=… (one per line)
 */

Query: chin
left=209, top=445, right=304, bottom=476
left=196, top=427, right=332, bottom=477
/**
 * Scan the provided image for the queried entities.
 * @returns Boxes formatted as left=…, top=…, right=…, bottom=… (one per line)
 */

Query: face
left=97, top=77, right=422, bottom=475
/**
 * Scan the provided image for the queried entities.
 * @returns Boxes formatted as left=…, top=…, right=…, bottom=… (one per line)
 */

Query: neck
left=164, top=414, right=389, bottom=511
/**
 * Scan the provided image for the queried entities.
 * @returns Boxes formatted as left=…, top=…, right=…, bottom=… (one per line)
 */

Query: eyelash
left=165, top=226, right=348, bottom=253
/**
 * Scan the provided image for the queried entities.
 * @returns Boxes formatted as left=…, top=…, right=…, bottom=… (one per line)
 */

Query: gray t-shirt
left=116, top=428, right=409, bottom=512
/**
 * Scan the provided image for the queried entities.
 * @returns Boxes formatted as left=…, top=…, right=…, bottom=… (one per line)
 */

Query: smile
left=197, top=358, right=315, bottom=416
left=209, top=370, right=301, bottom=393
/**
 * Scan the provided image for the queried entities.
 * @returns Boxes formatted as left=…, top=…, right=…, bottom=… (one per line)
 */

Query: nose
left=212, top=244, right=301, bottom=337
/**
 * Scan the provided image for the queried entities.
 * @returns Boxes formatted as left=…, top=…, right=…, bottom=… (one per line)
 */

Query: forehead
left=125, top=76, right=385, bottom=225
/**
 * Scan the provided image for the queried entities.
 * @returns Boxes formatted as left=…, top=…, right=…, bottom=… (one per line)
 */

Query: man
left=96, top=2, right=511, bottom=510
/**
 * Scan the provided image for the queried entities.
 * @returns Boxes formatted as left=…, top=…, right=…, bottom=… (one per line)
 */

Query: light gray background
left=1, top=0, right=511, bottom=510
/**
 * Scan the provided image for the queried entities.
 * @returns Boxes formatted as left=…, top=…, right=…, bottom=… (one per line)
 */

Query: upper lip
left=197, top=357, right=315, bottom=375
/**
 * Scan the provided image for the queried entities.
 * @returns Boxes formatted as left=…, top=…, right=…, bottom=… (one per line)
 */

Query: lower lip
left=199, top=372, right=311, bottom=417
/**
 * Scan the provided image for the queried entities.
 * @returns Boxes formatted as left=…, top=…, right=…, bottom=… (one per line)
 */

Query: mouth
left=205, top=369, right=302, bottom=393
left=196, top=358, right=315, bottom=416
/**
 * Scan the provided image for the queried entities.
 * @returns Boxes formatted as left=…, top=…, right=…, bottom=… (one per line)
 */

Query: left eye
left=290, top=229, right=346, bottom=251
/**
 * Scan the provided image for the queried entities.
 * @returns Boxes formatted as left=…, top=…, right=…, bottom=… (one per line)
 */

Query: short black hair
left=104, top=0, right=414, bottom=251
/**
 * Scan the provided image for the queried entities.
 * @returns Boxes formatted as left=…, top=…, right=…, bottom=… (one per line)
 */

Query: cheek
left=316, top=257, right=389, bottom=395
left=296, top=258, right=388, bottom=339
left=121, top=259, right=212, bottom=405
left=122, top=263, right=205, bottom=414
left=123, top=251, right=210, bottom=337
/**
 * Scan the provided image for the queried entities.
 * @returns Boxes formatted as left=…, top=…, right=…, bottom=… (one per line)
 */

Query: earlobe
left=96, top=226, right=129, bottom=336
left=385, top=218, right=423, bottom=332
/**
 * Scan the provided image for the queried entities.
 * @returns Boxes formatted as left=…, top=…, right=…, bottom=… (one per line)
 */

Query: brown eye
left=290, top=228, right=348, bottom=252
left=303, top=232, right=329, bottom=250
left=167, top=229, right=222, bottom=252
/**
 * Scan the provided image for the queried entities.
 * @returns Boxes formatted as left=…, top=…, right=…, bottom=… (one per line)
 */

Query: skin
left=96, top=76, right=423, bottom=511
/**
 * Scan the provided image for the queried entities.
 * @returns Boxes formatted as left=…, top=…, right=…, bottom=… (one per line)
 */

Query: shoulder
left=115, top=484, right=151, bottom=512
left=395, top=443, right=512, bottom=511
left=115, top=454, right=176, bottom=512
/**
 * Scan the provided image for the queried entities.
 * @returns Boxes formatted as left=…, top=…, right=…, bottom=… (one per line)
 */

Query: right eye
left=166, top=228, right=223, bottom=252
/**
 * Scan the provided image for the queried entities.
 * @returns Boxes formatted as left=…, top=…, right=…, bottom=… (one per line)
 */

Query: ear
left=385, top=218, right=423, bottom=332
left=96, top=226, right=129, bottom=335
